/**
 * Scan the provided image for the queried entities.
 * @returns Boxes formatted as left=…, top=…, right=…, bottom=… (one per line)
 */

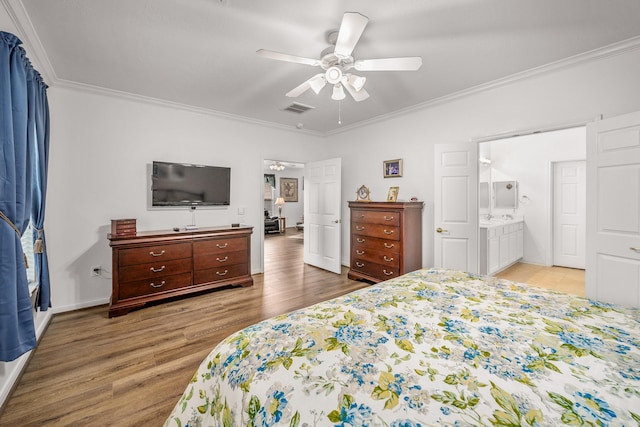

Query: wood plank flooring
left=496, top=262, right=585, bottom=296
left=0, top=228, right=370, bottom=426
left=1, top=228, right=586, bottom=426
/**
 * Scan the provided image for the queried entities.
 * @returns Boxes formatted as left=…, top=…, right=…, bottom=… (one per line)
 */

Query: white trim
left=4, top=0, right=640, bottom=137
left=50, top=297, right=111, bottom=314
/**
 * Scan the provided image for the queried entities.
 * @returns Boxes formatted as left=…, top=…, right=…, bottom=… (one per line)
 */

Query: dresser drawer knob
left=383, top=256, right=394, bottom=262
left=384, top=243, right=395, bottom=248
left=216, top=270, right=229, bottom=276
left=357, top=238, right=366, bottom=243
left=150, top=250, right=165, bottom=257
left=383, top=216, right=394, bottom=221
left=149, top=281, right=166, bottom=288
left=216, top=256, right=229, bottom=262
left=150, top=265, right=166, bottom=273
left=356, top=250, right=365, bottom=256
left=216, top=242, right=229, bottom=249
left=355, top=262, right=365, bottom=268
left=383, top=269, right=394, bottom=276
left=383, top=229, right=394, bottom=235
left=355, top=226, right=365, bottom=231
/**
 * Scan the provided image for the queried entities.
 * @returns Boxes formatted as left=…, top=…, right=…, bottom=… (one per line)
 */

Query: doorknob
left=436, top=227, right=448, bottom=233
left=631, top=247, right=640, bottom=253
left=333, top=219, right=341, bottom=223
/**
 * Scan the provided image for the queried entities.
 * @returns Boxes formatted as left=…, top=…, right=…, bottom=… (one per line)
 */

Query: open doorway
left=478, top=127, right=586, bottom=294
left=262, top=159, right=305, bottom=274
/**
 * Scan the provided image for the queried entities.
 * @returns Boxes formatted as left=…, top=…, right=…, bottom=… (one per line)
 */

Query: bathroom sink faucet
left=502, top=214, right=513, bottom=220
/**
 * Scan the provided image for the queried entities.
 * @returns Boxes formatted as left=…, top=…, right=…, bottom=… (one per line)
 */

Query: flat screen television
left=151, top=161, right=230, bottom=207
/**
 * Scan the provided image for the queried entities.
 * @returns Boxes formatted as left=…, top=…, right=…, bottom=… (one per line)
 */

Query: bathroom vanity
left=479, top=218, right=524, bottom=275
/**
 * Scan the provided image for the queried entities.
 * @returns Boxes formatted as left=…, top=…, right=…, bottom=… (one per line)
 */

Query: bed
left=164, top=269, right=640, bottom=426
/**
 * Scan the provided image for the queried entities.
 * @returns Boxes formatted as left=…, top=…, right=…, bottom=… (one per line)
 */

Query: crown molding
left=1, top=0, right=56, bottom=84
left=53, top=78, right=324, bottom=137
left=326, top=35, right=640, bottom=136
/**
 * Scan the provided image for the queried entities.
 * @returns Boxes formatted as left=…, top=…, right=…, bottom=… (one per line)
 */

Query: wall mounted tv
left=151, top=161, right=230, bottom=207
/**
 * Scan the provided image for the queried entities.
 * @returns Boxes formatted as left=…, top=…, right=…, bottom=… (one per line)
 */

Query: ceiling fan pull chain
left=338, top=101, right=342, bottom=125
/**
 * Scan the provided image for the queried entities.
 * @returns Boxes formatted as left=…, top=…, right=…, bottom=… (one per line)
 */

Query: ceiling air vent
left=283, top=103, right=314, bottom=114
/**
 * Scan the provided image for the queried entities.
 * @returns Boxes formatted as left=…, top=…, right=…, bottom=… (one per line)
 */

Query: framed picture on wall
left=280, top=177, right=298, bottom=202
left=383, top=159, right=403, bottom=178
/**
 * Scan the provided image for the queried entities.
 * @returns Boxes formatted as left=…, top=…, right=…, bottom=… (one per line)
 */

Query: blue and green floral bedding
left=164, top=269, right=640, bottom=426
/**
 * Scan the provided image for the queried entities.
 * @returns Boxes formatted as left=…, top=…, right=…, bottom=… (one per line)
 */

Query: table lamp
left=275, top=197, right=285, bottom=217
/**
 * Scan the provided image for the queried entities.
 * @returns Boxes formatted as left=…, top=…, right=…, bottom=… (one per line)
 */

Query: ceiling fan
left=257, top=12, right=422, bottom=102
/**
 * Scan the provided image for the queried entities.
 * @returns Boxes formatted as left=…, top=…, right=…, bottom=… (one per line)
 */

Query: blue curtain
left=0, top=31, right=49, bottom=362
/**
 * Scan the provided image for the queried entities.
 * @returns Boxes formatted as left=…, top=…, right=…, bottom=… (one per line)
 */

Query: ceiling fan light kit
left=257, top=11, right=422, bottom=103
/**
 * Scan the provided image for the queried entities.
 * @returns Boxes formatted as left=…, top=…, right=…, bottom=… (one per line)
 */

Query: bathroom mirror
left=493, top=180, right=518, bottom=209
left=479, top=182, right=490, bottom=211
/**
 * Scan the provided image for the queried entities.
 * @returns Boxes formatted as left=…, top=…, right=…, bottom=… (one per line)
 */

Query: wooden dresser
left=108, top=226, right=253, bottom=317
left=348, top=201, right=423, bottom=283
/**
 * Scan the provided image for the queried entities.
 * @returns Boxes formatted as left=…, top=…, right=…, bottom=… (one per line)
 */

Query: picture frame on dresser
left=387, top=187, right=399, bottom=202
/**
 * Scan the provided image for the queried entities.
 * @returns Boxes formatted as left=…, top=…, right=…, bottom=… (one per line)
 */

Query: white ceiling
left=8, top=0, right=640, bottom=134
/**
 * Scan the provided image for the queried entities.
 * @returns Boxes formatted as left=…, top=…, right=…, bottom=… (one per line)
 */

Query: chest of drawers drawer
left=351, top=222, right=400, bottom=241
left=194, top=237, right=247, bottom=255
left=194, top=263, right=249, bottom=284
left=351, top=246, right=400, bottom=268
left=351, top=210, right=400, bottom=226
left=350, top=258, right=399, bottom=280
left=119, top=242, right=191, bottom=266
left=119, top=258, right=192, bottom=283
left=118, top=272, right=193, bottom=300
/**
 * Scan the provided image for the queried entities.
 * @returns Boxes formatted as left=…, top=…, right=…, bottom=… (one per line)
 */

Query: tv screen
left=151, top=161, right=230, bottom=207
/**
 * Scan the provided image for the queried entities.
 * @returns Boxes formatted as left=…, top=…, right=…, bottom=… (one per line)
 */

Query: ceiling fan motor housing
left=325, top=66, right=343, bottom=84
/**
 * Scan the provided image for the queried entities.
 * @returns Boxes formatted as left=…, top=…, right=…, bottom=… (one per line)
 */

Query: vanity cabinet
left=348, top=201, right=423, bottom=283
left=480, top=220, right=524, bottom=275
left=108, top=226, right=253, bottom=317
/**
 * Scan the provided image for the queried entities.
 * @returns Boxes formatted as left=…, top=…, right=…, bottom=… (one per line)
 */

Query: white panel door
left=304, top=158, right=342, bottom=274
left=553, top=161, right=586, bottom=269
left=586, top=111, right=640, bottom=308
left=434, top=142, right=478, bottom=273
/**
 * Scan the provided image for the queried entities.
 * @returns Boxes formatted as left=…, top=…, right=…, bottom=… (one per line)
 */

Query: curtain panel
left=0, top=31, right=50, bottom=362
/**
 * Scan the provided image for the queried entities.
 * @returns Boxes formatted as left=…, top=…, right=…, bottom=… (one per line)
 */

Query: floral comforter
left=164, top=269, right=640, bottom=426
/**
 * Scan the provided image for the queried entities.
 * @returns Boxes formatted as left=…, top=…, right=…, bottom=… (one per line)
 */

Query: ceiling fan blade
left=342, top=77, right=370, bottom=102
left=354, top=57, right=423, bottom=71
left=257, top=49, right=321, bottom=67
left=334, top=12, right=369, bottom=59
left=286, top=73, right=325, bottom=97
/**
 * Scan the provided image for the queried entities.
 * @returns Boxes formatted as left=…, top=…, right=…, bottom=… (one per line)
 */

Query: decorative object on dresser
left=108, top=225, right=253, bottom=317
left=110, top=218, right=136, bottom=237
left=386, top=186, right=399, bottom=202
left=348, top=201, right=423, bottom=283
left=355, top=184, right=371, bottom=201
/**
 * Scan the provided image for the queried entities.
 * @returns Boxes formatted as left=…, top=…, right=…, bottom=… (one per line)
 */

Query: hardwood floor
left=0, top=228, right=370, bottom=426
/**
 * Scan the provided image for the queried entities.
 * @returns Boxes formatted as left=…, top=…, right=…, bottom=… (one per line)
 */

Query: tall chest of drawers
left=348, top=201, right=423, bottom=283
left=108, top=226, right=252, bottom=317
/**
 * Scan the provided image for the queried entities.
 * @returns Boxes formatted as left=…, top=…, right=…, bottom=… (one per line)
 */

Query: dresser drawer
left=352, top=247, right=400, bottom=268
left=194, top=237, right=247, bottom=255
left=351, top=259, right=399, bottom=280
left=351, top=209, right=400, bottom=226
left=119, top=258, right=192, bottom=283
left=351, top=223, right=400, bottom=241
left=118, top=272, right=193, bottom=300
left=119, top=242, right=191, bottom=266
left=194, top=250, right=246, bottom=271
left=352, top=235, right=401, bottom=253
left=194, top=263, right=248, bottom=284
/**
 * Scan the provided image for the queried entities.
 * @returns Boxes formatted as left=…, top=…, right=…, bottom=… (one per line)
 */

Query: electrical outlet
left=91, top=265, right=101, bottom=277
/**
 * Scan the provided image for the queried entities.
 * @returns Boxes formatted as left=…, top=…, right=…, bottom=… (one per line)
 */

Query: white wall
left=486, top=127, right=586, bottom=266
left=45, top=87, right=324, bottom=313
left=325, top=46, right=640, bottom=268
